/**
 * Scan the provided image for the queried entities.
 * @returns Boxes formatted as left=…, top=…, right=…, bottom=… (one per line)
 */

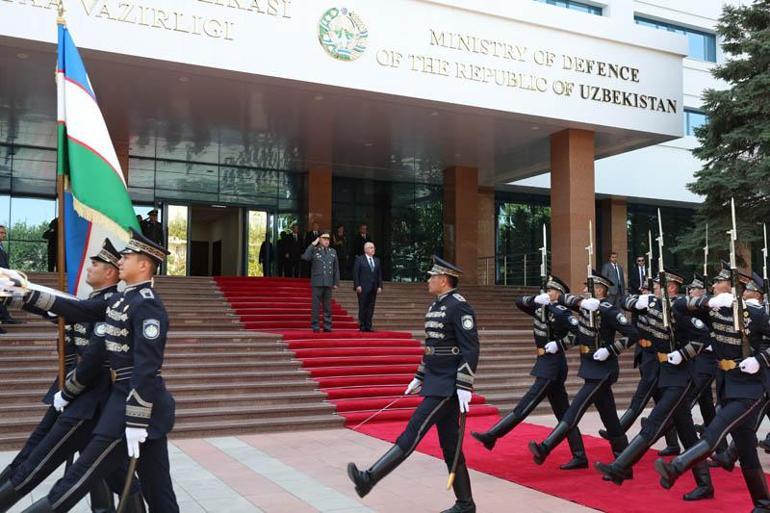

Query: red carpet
left=356, top=413, right=758, bottom=513
left=215, top=277, right=498, bottom=425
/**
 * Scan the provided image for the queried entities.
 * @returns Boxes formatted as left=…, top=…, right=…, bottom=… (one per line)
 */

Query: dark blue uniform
left=529, top=295, right=640, bottom=464
left=24, top=281, right=178, bottom=513
left=0, top=286, right=136, bottom=511
left=471, top=296, right=585, bottom=465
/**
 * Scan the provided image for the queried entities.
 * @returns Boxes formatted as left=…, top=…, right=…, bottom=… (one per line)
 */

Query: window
left=635, top=17, right=717, bottom=62
left=684, top=109, right=708, bottom=136
left=534, top=0, right=602, bottom=15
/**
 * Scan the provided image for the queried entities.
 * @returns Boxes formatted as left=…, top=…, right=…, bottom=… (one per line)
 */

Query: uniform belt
left=657, top=352, right=668, bottom=363
left=578, top=344, right=592, bottom=354
left=718, top=359, right=740, bottom=371
left=536, top=347, right=546, bottom=357
left=424, top=346, right=460, bottom=356
left=639, top=339, right=653, bottom=348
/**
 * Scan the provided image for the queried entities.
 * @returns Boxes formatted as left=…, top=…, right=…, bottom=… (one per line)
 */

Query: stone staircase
left=0, top=274, right=341, bottom=449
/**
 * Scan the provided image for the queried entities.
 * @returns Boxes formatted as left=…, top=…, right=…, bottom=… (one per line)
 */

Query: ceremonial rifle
left=539, top=224, right=551, bottom=340
left=656, top=209, right=676, bottom=351
left=586, top=220, right=596, bottom=329
left=763, top=223, right=769, bottom=316
left=647, top=230, right=655, bottom=292
left=704, top=224, right=709, bottom=283
left=728, top=198, right=750, bottom=358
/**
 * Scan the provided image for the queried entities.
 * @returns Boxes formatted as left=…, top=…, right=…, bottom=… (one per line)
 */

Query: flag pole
left=55, top=0, right=67, bottom=389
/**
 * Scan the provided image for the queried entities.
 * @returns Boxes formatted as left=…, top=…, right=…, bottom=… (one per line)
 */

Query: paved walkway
left=4, top=409, right=770, bottom=512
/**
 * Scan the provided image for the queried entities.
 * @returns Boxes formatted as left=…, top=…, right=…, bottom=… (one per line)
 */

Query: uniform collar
left=746, top=298, right=761, bottom=307
left=436, top=288, right=458, bottom=302
left=123, top=279, right=153, bottom=293
left=88, top=283, right=119, bottom=299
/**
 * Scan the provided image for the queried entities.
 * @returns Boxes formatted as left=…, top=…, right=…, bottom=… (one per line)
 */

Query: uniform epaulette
left=139, top=288, right=155, bottom=300
left=452, top=293, right=466, bottom=303
left=555, top=305, right=568, bottom=311
left=601, top=301, right=613, bottom=308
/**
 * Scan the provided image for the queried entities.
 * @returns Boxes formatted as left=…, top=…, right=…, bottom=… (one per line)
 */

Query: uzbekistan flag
left=57, top=22, right=140, bottom=297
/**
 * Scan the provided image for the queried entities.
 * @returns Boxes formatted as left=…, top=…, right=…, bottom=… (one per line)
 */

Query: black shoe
left=529, top=421, right=570, bottom=465
left=471, top=431, right=497, bottom=451
left=694, top=423, right=705, bottom=436
left=657, top=445, right=681, bottom=457
left=347, top=446, right=405, bottom=498
left=20, top=498, right=54, bottom=513
left=323, top=328, right=332, bottom=333
left=683, top=463, right=714, bottom=501
left=560, top=455, right=588, bottom=470
left=594, top=435, right=646, bottom=485
left=598, top=429, right=610, bottom=440
left=312, top=329, right=320, bottom=333
left=528, top=441, right=548, bottom=465
left=1, top=318, right=21, bottom=325
left=742, top=466, right=770, bottom=512
left=441, top=464, right=475, bottom=513
left=759, top=436, right=770, bottom=454
left=0, top=480, right=21, bottom=511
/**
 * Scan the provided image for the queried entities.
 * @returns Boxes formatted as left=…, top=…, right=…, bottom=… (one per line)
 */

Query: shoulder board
left=616, top=312, right=629, bottom=325
left=452, top=293, right=466, bottom=303
left=691, top=317, right=706, bottom=329
left=601, top=301, right=614, bottom=308
left=104, top=292, right=114, bottom=300
left=555, top=305, right=568, bottom=311
left=140, top=288, right=155, bottom=300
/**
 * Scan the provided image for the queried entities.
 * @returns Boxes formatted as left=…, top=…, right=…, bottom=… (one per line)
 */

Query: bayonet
left=728, top=198, right=750, bottom=358
left=656, top=209, right=675, bottom=350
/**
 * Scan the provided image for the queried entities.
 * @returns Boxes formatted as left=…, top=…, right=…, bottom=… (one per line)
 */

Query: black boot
left=742, top=467, right=770, bottom=512
left=119, top=493, right=147, bottom=513
left=759, top=434, right=770, bottom=454
left=0, top=467, right=11, bottom=488
left=0, top=480, right=21, bottom=512
left=683, top=462, right=714, bottom=501
left=595, top=434, right=647, bottom=485
left=89, top=478, right=115, bottom=513
left=560, top=428, right=588, bottom=470
left=20, top=498, right=54, bottom=513
left=529, top=421, right=570, bottom=465
left=347, top=445, right=405, bottom=498
left=657, top=427, right=681, bottom=456
left=471, top=411, right=522, bottom=451
left=441, top=464, right=475, bottom=513
left=710, top=441, right=738, bottom=472
left=654, top=438, right=711, bottom=490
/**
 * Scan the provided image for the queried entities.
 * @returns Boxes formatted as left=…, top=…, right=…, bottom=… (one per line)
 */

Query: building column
left=599, top=197, right=628, bottom=268
left=477, top=187, right=496, bottom=285
left=550, top=129, right=595, bottom=292
left=306, top=165, right=332, bottom=230
left=443, top=166, right=478, bottom=284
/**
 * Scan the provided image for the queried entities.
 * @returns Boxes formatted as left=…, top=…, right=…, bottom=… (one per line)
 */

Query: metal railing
left=478, top=252, right=551, bottom=286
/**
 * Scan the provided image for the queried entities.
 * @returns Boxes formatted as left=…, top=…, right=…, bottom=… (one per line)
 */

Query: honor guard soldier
left=655, top=267, right=770, bottom=512
left=528, top=270, right=640, bottom=468
left=302, top=230, right=340, bottom=332
left=0, top=239, right=142, bottom=513
left=471, top=275, right=588, bottom=470
left=595, top=269, right=713, bottom=500
left=17, top=229, right=178, bottom=513
left=347, top=257, right=480, bottom=513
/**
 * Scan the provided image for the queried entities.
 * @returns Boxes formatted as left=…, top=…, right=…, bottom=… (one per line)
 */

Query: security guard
left=18, top=229, right=177, bottom=513
left=528, top=270, right=639, bottom=468
left=0, top=239, right=142, bottom=513
left=655, top=267, right=770, bottom=512
left=595, top=269, right=713, bottom=500
left=301, top=230, right=340, bottom=332
left=471, top=275, right=588, bottom=470
left=347, top=256, right=480, bottom=513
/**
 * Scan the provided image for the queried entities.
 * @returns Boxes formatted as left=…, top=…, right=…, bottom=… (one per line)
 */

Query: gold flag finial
left=57, top=0, right=66, bottom=25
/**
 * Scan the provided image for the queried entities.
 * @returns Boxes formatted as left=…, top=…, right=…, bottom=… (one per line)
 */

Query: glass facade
left=627, top=203, right=697, bottom=276
left=496, top=192, right=552, bottom=285
left=534, top=0, right=602, bottom=15
left=635, top=17, right=717, bottom=62
left=332, top=177, right=443, bottom=282
left=684, top=109, right=708, bottom=136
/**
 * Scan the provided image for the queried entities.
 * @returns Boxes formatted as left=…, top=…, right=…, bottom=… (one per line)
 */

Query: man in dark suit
left=352, top=224, right=372, bottom=258
left=353, top=242, right=383, bottom=332
left=0, top=225, right=19, bottom=330
left=287, top=224, right=303, bottom=278
left=628, top=255, right=649, bottom=295
left=600, top=251, right=626, bottom=307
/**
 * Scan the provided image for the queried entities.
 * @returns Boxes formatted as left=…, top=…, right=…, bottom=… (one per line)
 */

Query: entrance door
left=246, top=210, right=273, bottom=276
left=189, top=205, right=242, bottom=276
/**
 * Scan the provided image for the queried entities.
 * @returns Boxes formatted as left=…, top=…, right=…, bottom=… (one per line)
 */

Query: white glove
left=667, top=351, right=683, bottom=365
left=635, top=294, right=651, bottom=310
left=404, top=378, right=422, bottom=395
left=544, top=341, right=559, bottom=354
left=593, top=347, right=610, bottom=361
left=740, top=357, right=760, bottom=375
left=708, top=292, right=734, bottom=309
left=53, top=391, right=69, bottom=412
left=534, top=293, right=550, bottom=305
left=125, top=427, right=148, bottom=458
left=581, top=298, right=601, bottom=312
left=457, top=389, right=472, bottom=413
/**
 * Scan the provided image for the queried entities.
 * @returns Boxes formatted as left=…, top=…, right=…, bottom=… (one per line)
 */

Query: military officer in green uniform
left=302, top=230, right=340, bottom=332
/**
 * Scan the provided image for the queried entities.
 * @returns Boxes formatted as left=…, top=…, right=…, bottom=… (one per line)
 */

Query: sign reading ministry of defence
left=0, top=0, right=683, bottom=136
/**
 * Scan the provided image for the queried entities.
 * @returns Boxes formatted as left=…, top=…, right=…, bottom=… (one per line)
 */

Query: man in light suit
left=628, top=255, right=649, bottom=295
left=353, top=242, right=383, bottom=332
left=600, top=251, right=625, bottom=307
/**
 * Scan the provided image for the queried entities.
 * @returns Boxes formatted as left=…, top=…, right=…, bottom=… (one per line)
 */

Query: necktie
left=614, top=264, right=621, bottom=290
left=640, top=266, right=644, bottom=285
left=368, top=257, right=374, bottom=271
